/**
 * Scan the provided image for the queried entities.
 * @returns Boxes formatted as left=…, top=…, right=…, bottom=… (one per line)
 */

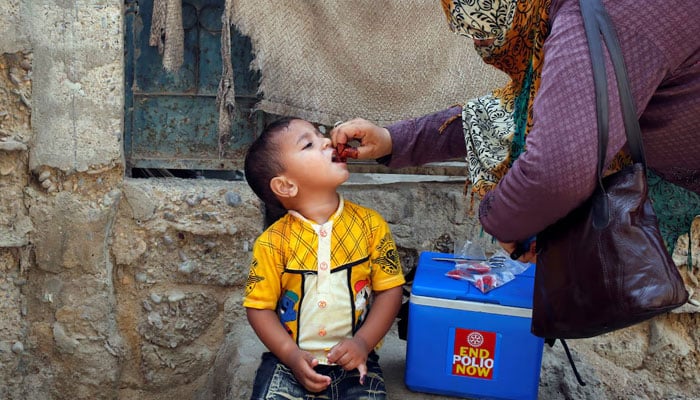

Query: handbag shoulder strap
left=580, top=0, right=647, bottom=228
left=579, top=0, right=646, bottom=172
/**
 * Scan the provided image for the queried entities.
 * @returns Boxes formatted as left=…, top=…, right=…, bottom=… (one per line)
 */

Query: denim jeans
left=250, top=351, right=387, bottom=400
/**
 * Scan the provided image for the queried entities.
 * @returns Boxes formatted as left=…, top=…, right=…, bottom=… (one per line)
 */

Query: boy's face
left=277, top=119, right=350, bottom=192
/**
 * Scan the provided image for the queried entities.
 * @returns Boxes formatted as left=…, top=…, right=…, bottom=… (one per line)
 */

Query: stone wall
left=1, top=2, right=699, bottom=400
left=0, top=6, right=487, bottom=398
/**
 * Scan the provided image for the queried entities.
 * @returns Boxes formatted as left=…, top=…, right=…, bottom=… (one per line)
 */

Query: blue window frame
left=124, top=0, right=268, bottom=176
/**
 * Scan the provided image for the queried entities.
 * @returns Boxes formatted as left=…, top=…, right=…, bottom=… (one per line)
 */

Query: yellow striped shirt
left=244, top=197, right=405, bottom=363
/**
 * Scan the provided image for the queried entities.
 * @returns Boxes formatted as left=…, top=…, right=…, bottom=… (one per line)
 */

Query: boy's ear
left=270, top=175, right=298, bottom=198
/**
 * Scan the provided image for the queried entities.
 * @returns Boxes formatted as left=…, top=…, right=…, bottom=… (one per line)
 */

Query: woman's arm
left=478, top=10, right=600, bottom=242
left=330, top=106, right=466, bottom=168
left=383, top=106, right=467, bottom=168
left=478, top=4, right=669, bottom=241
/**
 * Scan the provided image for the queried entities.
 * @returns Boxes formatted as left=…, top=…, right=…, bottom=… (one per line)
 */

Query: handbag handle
left=579, top=0, right=646, bottom=227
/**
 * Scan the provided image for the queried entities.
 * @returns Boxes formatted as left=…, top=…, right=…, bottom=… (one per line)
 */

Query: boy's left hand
left=326, top=337, right=369, bottom=383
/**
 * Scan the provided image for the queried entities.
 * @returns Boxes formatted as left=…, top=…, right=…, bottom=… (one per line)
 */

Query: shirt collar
left=287, top=194, right=345, bottom=228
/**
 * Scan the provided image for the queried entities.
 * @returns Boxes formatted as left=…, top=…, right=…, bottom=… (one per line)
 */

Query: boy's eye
left=303, top=142, right=313, bottom=149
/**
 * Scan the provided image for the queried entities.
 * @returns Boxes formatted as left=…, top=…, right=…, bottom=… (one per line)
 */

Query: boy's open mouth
left=332, top=143, right=358, bottom=163
left=331, top=151, right=344, bottom=163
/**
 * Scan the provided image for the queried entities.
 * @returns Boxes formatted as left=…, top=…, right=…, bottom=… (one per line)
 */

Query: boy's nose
left=322, top=137, right=332, bottom=148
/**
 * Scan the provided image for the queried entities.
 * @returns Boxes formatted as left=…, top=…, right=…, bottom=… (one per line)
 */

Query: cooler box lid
left=412, top=251, right=535, bottom=309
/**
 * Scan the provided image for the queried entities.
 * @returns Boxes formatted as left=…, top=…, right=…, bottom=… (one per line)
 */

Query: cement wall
left=1, top=2, right=699, bottom=400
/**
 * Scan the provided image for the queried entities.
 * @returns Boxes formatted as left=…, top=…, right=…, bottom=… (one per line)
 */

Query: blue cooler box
left=405, top=251, right=544, bottom=400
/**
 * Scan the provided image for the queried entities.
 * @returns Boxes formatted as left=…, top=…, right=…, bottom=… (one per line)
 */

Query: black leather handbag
left=531, top=0, right=688, bottom=339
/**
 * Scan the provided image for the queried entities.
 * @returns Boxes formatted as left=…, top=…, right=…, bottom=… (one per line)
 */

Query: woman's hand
left=498, top=240, right=537, bottom=264
left=330, top=118, right=393, bottom=160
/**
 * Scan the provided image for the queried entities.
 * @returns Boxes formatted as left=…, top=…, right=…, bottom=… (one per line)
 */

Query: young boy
left=243, top=117, right=405, bottom=399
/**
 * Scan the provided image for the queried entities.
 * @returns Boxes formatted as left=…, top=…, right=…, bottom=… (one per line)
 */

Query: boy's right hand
left=286, top=349, right=332, bottom=393
left=246, top=308, right=330, bottom=392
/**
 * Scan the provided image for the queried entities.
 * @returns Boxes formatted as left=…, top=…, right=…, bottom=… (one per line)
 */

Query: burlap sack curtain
left=149, top=0, right=185, bottom=72
left=152, top=0, right=508, bottom=136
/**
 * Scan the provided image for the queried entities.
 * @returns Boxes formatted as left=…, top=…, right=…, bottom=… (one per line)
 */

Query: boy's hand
left=286, top=349, right=331, bottom=393
left=326, top=337, right=369, bottom=383
left=246, top=308, right=331, bottom=392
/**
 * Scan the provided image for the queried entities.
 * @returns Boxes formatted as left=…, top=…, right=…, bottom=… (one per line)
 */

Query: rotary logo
left=452, top=328, right=496, bottom=379
left=467, top=332, right=484, bottom=347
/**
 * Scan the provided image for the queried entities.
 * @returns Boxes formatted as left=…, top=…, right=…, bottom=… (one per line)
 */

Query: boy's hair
left=244, top=117, right=297, bottom=225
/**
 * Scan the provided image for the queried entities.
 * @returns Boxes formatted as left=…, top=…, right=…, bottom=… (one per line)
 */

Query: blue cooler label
left=451, top=328, right=496, bottom=379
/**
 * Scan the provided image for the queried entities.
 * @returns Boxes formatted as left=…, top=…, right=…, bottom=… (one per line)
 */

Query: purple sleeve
left=478, top=1, right=680, bottom=242
left=479, top=9, right=599, bottom=242
left=382, top=106, right=466, bottom=168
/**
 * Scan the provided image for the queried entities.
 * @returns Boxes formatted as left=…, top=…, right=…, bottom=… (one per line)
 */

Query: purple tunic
left=385, top=0, right=700, bottom=242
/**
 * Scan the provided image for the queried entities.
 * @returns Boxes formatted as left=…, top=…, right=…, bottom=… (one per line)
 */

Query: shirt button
left=319, top=230, right=327, bottom=237
left=318, top=300, right=327, bottom=308
left=320, top=261, right=328, bottom=270
left=318, top=328, right=327, bottom=337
